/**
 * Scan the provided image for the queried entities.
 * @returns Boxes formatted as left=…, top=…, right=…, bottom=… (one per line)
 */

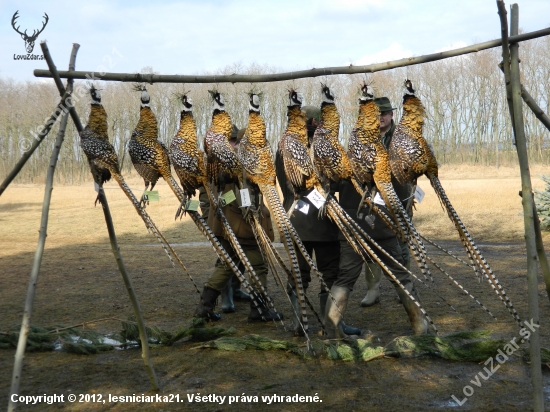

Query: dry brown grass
left=1, top=164, right=547, bottom=255
left=414, top=164, right=548, bottom=242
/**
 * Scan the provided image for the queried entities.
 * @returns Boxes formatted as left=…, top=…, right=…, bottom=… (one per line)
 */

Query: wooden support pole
left=497, top=1, right=544, bottom=410
left=520, top=85, right=550, bottom=132
left=7, top=44, right=78, bottom=412
left=33, top=27, right=550, bottom=84
left=39, top=40, right=159, bottom=392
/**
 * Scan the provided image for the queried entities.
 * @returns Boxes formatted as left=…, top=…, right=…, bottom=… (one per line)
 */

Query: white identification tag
left=94, top=182, right=99, bottom=193
left=373, top=192, right=386, bottom=206
left=240, top=188, right=252, bottom=207
left=295, top=199, right=310, bottom=215
left=306, top=188, right=326, bottom=209
left=414, top=186, right=425, bottom=203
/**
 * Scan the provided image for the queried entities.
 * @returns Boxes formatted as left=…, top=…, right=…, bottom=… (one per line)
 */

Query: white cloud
left=354, top=42, right=413, bottom=66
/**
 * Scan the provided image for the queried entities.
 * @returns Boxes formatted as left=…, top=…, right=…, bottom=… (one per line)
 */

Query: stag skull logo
left=11, top=11, right=49, bottom=54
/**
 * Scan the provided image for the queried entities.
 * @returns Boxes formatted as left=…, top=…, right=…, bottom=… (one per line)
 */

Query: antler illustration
left=11, top=11, right=49, bottom=53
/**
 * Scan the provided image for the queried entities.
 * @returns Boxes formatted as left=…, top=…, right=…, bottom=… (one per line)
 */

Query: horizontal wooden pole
left=33, top=27, right=550, bottom=84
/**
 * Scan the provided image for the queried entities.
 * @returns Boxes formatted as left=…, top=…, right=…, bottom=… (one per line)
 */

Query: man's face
left=379, top=110, right=393, bottom=131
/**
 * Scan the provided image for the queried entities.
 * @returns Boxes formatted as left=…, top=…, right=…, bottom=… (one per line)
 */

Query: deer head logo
left=11, top=11, right=49, bottom=54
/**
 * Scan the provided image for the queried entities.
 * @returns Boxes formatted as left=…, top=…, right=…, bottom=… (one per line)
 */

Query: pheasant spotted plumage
left=388, top=79, right=522, bottom=327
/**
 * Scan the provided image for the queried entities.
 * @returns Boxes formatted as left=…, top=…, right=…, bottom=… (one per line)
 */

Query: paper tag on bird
left=240, top=188, right=252, bottom=208
left=185, top=199, right=199, bottom=212
left=373, top=192, right=386, bottom=206
left=144, top=190, right=159, bottom=202
left=219, top=190, right=236, bottom=207
left=306, top=188, right=326, bottom=209
left=414, top=186, right=425, bottom=203
left=94, top=182, right=99, bottom=193
left=295, top=199, right=310, bottom=215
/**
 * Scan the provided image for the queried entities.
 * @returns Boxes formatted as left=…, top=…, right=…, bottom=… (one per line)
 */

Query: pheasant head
left=180, top=93, right=193, bottom=112
left=90, top=85, right=102, bottom=105
left=400, top=79, right=425, bottom=132
left=288, top=89, right=303, bottom=108
left=359, top=82, right=375, bottom=103
left=249, top=92, right=261, bottom=113
left=133, top=84, right=151, bottom=108
left=321, top=84, right=334, bottom=105
left=208, top=90, right=226, bottom=112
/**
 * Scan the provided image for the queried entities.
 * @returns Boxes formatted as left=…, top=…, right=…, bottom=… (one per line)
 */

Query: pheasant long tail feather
left=111, top=173, right=201, bottom=294
left=359, top=192, right=495, bottom=318
left=261, top=184, right=331, bottom=293
left=358, top=185, right=474, bottom=271
left=199, top=181, right=279, bottom=315
left=430, top=176, right=522, bottom=327
left=168, top=176, right=271, bottom=314
left=250, top=214, right=320, bottom=334
left=326, top=199, right=438, bottom=334
left=259, top=184, right=309, bottom=332
left=425, top=255, right=497, bottom=321
left=420, top=234, right=476, bottom=270
left=378, top=182, right=433, bottom=283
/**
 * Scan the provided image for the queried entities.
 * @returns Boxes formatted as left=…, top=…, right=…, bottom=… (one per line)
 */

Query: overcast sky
left=1, top=0, right=549, bottom=83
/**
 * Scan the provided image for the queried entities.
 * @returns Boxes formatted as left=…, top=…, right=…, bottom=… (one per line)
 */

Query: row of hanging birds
left=79, top=79, right=522, bottom=339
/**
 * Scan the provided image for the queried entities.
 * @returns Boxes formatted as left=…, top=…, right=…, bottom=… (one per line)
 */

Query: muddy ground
left=1, top=168, right=550, bottom=411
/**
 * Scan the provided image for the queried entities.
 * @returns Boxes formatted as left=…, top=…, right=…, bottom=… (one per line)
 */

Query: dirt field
left=1, top=165, right=550, bottom=411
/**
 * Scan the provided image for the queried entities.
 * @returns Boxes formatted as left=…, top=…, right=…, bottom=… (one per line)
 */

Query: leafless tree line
left=1, top=36, right=549, bottom=184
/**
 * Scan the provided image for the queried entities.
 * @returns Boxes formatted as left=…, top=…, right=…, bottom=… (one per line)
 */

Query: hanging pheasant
left=388, top=79, right=521, bottom=326
left=238, top=92, right=328, bottom=336
left=80, top=86, right=200, bottom=294
left=345, top=83, right=433, bottom=282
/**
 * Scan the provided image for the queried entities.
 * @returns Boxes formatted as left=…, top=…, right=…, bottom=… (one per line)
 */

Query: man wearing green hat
left=360, top=97, right=414, bottom=307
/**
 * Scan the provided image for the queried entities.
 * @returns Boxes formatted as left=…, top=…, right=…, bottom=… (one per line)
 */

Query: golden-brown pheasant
left=80, top=86, right=200, bottom=294
left=128, top=85, right=179, bottom=206
left=311, top=85, right=352, bottom=185
left=204, top=91, right=241, bottom=191
left=170, top=94, right=205, bottom=197
left=170, top=91, right=284, bottom=320
left=346, top=83, right=433, bottom=283
left=388, top=79, right=521, bottom=326
left=238, top=92, right=316, bottom=335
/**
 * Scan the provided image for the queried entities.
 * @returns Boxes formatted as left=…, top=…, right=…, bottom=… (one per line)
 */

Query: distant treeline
left=1, top=36, right=549, bottom=184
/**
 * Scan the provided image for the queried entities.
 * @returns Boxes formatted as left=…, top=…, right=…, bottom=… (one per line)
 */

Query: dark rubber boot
left=195, top=286, right=222, bottom=322
left=248, top=299, right=284, bottom=322
left=221, top=281, right=235, bottom=313
left=232, top=276, right=251, bottom=301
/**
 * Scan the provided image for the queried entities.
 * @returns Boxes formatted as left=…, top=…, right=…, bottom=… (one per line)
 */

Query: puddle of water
left=431, top=400, right=460, bottom=408
left=54, top=335, right=128, bottom=351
